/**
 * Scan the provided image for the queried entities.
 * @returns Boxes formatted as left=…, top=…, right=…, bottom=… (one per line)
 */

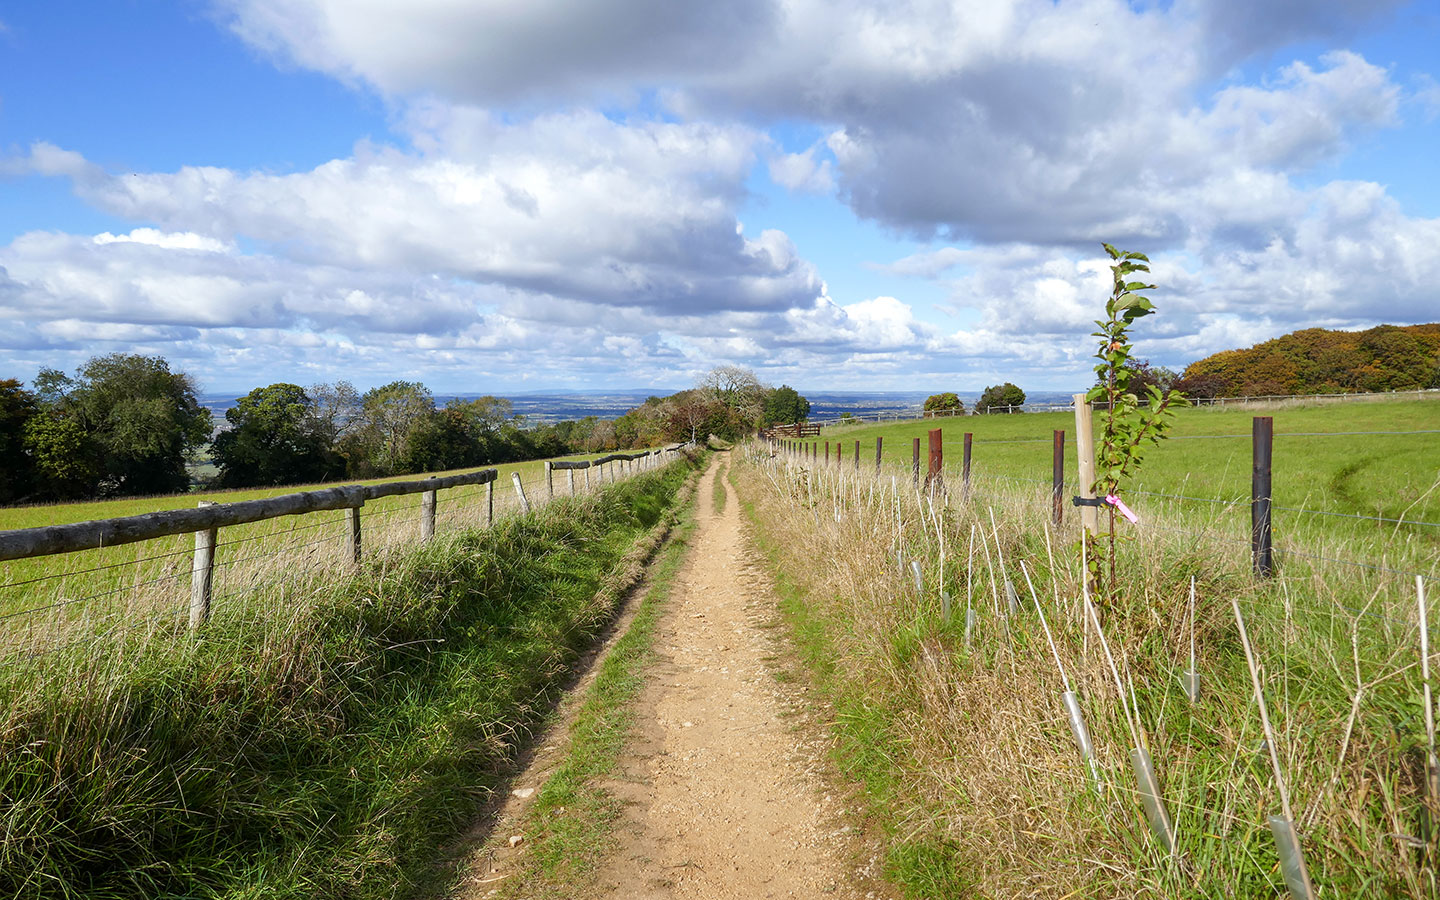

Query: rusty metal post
left=926, top=428, right=943, bottom=491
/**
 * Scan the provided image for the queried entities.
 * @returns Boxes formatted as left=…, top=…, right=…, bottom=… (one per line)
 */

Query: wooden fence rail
left=1, top=442, right=692, bottom=633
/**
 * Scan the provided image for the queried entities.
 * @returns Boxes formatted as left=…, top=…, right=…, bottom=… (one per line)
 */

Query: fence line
left=803, top=387, right=1440, bottom=428
left=766, top=418, right=1438, bottom=581
left=745, top=434, right=1434, bottom=895
left=0, top=444, right=691, bottom=643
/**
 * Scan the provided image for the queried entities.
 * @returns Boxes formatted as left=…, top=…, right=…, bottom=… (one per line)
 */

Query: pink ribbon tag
left=1105, top=493, right=1140, bottom=524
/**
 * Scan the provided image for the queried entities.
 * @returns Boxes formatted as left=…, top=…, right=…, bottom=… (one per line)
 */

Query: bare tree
left=699, top=365, right=766, bottom=427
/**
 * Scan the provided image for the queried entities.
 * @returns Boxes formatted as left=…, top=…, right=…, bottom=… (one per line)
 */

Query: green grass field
left=788, top=396, right=1440, bottom=576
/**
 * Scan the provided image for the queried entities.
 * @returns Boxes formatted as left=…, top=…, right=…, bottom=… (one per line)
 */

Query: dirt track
left=458, top=455, right=888, bottom=899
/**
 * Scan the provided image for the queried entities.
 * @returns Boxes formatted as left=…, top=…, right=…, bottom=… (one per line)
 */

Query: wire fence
left=773, top=418, right=1439, bottom=582
left=747, top=437, right=1437, bottom=896
left=804, top=387, right=1440, bottom=428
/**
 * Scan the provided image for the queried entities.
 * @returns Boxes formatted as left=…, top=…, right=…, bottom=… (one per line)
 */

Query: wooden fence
left=0, top=444, right=687, bottom=634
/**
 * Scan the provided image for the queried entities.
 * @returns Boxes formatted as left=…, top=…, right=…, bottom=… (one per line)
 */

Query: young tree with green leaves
left=1084, top=244, right=1188, bottom=602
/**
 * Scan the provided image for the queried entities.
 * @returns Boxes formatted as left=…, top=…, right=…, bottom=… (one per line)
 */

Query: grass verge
left=487, top=474, right=700, bottom=898
left=735, top=441, right=1436, bottom=898
left=712, top=458, right=728, bottom=514
left=0, top=453, right=703, bottom=899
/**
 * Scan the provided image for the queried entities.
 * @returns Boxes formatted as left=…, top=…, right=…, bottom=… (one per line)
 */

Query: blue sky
left=2, top=0, right=1437, bottom=396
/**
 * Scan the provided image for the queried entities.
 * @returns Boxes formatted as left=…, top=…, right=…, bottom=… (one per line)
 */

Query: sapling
left=1085, top=244, right=1189, bottom=603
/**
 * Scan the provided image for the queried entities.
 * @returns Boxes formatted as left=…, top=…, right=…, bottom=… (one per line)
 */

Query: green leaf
left=1103, top=243, right=1120, bottom=259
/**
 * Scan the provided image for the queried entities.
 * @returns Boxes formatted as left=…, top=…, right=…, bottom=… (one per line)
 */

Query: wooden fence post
left=962, top=432, right=973, bottom=500
left=1252, top=416, right=1274, bottom=577
left=486, top=480, right=494, bottom=525
left=190, top=500, right=218, bottom=631
left=854, top=440, right=860, bottom=473
left=567, top=468, right=575, bottom=496
left=1073, top=394, right=1099, bottom=536
left=346, top=504, right=363, bottom=564
left=512, top=471, right=531, bottom=514
left=825, top=441, right=830, bottom=466
left=875, top=436, right=883, bottom=474
left=912, top=437, right=921, bottom=489
left=1052, top=430, right=1065, bottom=526
left=584, top=465, right=592, bottom=491
left=545, top=461, right=554, bottom=500
left=421, top=489, right=437, bottom=541
left=925, top=429, right=943, bottom=491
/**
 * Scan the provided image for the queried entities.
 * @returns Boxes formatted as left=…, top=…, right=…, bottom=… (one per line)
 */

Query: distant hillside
left=1179, top=323, right=1440, bottom=397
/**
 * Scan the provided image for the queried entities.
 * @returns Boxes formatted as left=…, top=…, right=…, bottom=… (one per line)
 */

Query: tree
left=212, top=384, right=337, bottom=487
left=923, top=392, right=964, bottom=414
left=344, top=381, right=436, bottom=475
left=975, top=383, right=1025, bottom=414
left=305, top=381, right=362, bottom=445
left=0, top=379, right=38, bottom=503
left=28, top=354, right=210, bottom=497
left=762, top=385, right=811, bottom=425
left=1085, top=244, right=1187, bottom=603
left=700, top=365, right=765, bottom=431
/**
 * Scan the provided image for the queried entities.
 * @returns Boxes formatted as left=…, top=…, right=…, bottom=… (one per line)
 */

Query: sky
left=1, top=0, right=1437, bottom=396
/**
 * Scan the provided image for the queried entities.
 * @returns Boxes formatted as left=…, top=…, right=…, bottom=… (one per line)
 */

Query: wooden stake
left=189, top=500, right=217, bottom=631
left=1072, top=394, right=1098, bottom=536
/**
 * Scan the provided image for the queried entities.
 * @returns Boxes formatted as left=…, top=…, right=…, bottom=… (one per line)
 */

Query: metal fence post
left=1052, top=430, right=1065, bottom=525
left=1252, top=416, right=1274, bottom=577
left=962, top=432, right=973, bottom=500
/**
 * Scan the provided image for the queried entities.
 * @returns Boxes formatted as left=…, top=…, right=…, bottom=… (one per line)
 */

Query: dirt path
left=585, top=456, right=884, bottom=899
left=454, top=456, right=888, bottom=899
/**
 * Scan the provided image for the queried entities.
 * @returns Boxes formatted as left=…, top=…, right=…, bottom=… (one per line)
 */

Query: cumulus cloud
left=12, top=110, right=822, bottom=316
left=3, top=0, right=1431, bottom=390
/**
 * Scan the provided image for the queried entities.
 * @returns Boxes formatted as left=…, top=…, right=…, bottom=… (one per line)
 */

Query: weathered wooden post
left=1252, top=416, right=1274, bottom=577
left=346, top=503, right=363, bottom=564
left=190, top=500, right=218, bottom=631
left=925, top=428, right=943, bottom=491
left=962, top=432, right=973, bottom=500
left=1052, top=430, right=1065, bottom=526
left=512, top=471, right=531, bottom=513
left=567, top=468, right=576, bottom=496
left=854, top=440, right=860, bottom=472
left=584, top=465, right=592, bottom=491
left=911, top=437, right=920, bottom=489
left=875, top=436, right=883, bottom=474
left=1073, top=394, right=1099, bottom=536
left=545, top=461, right=554, bottom=500
left=825, top=441, right=830, bottom=466
left=486, top=480, right=495, bottom=525
left=421, top=488, right=437, bottom=540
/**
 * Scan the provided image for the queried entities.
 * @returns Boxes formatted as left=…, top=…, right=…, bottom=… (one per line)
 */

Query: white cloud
left=93, top=229, right=235, bottom=253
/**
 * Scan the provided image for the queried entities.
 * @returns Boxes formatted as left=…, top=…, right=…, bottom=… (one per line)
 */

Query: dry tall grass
left=737, top=442, right=1436, bottom=898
